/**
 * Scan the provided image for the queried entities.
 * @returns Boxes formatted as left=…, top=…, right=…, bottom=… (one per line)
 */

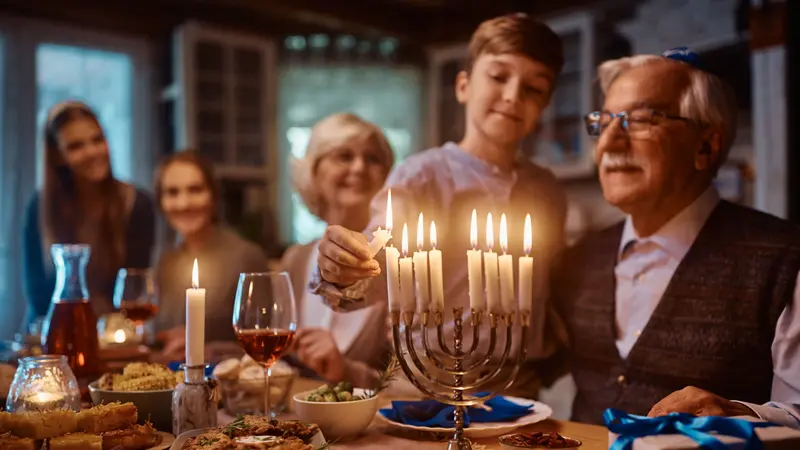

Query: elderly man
left=551, top=48, right=800, bottom=427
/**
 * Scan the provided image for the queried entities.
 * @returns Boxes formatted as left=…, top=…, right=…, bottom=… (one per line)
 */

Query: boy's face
left=456, top=52, right=554, bottom=147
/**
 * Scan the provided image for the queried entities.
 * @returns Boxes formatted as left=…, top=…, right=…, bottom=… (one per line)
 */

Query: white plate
left=169, top=428, right=326, bottom=450
left=374, top=397, right=552, bottom=439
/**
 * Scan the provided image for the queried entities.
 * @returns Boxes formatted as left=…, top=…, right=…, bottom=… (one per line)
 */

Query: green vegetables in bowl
left=304, top=381, right=363, bottom=402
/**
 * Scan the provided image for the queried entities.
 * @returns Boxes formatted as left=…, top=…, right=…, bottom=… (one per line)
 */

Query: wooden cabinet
left=163, top=22, right=280, bottom=252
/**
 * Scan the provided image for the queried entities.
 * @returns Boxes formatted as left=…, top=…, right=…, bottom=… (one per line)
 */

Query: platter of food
left=0, top=401, right=173, bottom=449
left=170, top=416, right=327, bottom=450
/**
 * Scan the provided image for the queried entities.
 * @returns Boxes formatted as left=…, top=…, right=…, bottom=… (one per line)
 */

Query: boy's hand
left=318, top=225, right=380, bottom=286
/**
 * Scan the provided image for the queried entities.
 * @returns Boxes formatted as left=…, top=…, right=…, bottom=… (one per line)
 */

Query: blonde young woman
left=282, top=113, right=394, bottom=388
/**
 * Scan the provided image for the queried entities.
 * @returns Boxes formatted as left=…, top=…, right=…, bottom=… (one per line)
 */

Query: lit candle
left=384, top=194, right=401, bottom=312
left=25, top=392, right=65, bottom=411
left=368, top=190, right=393, bottom=258
left=429, top=221, right=444, bottom=313
left=412, top=213, right=430, bottom=312
left=498, top=214, right=515, bottom=315
left=466, top=210, right=485, bottom=312
left=519, top=214, right=534, bottom=313
left=399, top=223, right=415, bottom=312
left=483, top=213, right=501, bottom=314
left=114, top=329, right=127, bottom=344
left=186, top=258, right=206, bottom=366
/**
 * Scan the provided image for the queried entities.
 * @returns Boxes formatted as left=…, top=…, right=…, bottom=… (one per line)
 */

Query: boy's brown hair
left=466, top=13, right=564, bottom=77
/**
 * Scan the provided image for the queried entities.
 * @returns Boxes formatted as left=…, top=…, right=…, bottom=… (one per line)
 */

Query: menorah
left=390, top=307, right=529, bottom=450
left=372, top=193, right=536, bottom=449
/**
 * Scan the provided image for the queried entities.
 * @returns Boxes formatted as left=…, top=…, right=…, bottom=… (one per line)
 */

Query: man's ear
left=695, top=130, right=722, bottom=171
left=455, top=70, right=469, bottom=106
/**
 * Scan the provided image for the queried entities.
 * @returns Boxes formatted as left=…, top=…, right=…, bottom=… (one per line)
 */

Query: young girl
left=23, top=101, right=155, bottom=324
left=152, top=151, right=268, bottom=361
left=310, top=14, right=569, bottom=394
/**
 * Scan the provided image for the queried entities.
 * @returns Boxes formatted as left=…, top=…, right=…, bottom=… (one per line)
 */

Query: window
left=36, top=44, right=134, bottom=182
left=279, top=65, right=422, bottom=243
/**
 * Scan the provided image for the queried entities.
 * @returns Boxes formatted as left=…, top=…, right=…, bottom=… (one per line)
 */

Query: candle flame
left=500, top=213, right=508, bottom=254
left=386, top=189, right=393, bottom=232
left=486, top=213, right=494, bottom=250
left=401, top=223, right=409, bottom=257
left=470, top=209, right=478, bottom=249
left=430, top=221, right=437, bottom=250
left=192, top=258, right=199, bottom=289
left=417, top=212, right=424, bottom=251
left=524, top=214, right=532, bottom=256
left=114, top=329, right=126, bottom=343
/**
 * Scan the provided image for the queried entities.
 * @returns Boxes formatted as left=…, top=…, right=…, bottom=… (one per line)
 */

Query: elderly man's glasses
left=584, top=109, right=696, bottom=138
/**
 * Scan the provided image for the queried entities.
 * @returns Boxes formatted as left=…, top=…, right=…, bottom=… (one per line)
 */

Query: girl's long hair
left=41, top=101, right=127, bottom=282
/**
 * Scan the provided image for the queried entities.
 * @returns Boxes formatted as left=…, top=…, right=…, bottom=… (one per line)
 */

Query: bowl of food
left=499, top=432, right=582, bottom=449
left=213, top=356, right=297, bottom=416
left=88, top=362, right=180, bottom=432
left=293, top=382, right=380, bottom=440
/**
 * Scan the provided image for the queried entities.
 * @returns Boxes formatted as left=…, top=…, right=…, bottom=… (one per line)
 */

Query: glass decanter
left=40, top=244, right=100, bottom=380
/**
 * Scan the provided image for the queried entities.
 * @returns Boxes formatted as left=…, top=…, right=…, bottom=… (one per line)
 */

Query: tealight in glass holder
left=6, top=355, right=81, bottom=412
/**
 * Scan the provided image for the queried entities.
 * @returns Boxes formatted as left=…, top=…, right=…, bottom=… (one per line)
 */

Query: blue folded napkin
left=379, top=393, right=533, bottom=428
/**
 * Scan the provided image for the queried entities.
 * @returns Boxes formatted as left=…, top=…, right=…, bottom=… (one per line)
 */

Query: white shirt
left=616, top=186, right=800, bottom=428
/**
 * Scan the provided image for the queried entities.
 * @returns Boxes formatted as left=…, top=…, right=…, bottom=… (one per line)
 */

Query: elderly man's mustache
left=600, top=152, right=644, bottom=171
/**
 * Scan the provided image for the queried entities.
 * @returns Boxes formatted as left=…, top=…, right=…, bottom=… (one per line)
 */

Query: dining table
left=218, top=377, right=609, bottom=450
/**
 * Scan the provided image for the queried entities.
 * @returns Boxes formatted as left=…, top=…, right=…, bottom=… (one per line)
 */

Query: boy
left=300, top=13, right=568, bottom=392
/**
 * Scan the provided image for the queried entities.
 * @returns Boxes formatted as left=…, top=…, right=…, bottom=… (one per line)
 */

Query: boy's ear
left=455, top=70, right=470, bottom=105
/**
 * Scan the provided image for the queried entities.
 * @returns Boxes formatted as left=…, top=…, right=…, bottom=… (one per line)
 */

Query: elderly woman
left=282, top=113, right=394, bottom=388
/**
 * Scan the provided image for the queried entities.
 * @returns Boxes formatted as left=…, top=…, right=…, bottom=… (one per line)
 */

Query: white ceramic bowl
left=293, top=388, right=379, bottom=440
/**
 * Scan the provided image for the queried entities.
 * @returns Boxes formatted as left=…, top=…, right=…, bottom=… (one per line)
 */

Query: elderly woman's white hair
left=597, top=54, right=738, bottom=172
left=291, top=113, right=394, bottom=219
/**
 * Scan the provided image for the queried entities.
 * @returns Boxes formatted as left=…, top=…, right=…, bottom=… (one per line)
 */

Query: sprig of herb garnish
left=365, top=354, right=400, bottom=398
left=222, top=415, right=247, bottom=437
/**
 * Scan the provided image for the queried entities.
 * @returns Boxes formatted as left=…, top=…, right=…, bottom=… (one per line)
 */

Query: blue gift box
left=604, top=409, right=800, bottom=450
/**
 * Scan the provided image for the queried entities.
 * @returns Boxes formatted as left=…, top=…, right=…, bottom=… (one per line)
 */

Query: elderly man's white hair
left=597, top=54, right=738, bottom=172
left=291, top=112, right=394, bottom=219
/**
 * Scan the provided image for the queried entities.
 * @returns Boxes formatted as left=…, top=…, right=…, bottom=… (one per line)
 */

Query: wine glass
left=113, top=268, right=158, bottom=341
left=233, top=272, right=297, bottom=417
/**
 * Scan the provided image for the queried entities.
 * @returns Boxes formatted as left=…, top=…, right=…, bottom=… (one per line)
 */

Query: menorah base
left=447, top=438, right=473, bottom=450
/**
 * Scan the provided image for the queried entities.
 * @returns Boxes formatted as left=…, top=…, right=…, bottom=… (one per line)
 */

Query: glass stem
left=263, top=366, right=272, bottom=417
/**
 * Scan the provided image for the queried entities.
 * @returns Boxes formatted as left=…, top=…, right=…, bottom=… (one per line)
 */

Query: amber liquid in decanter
left=42, top=299, right=100, bottom=379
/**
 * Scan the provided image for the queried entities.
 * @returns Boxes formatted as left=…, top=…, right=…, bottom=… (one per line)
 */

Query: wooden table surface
left=219, top=378, right=608, bottom=450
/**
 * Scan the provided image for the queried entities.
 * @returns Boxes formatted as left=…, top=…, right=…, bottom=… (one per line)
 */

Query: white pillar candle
left=467, top=209, right=485, bottom=312
left=519, top=214, right=534, bottom=313
left=399, top=223, right=415, bottom=313
left=429, top=221, right=444, bottom=313
left=413, top=213, right=430, bottom=312
left=368, top=190, right=393, bottom=258
left=386, top=246, right=402, bottom=312
left=498, top=214, right=515, bottom=315
left=382, top=189, right=402, bottom=312
left=483, top=213, right=501, bottom=314
left=186, top=258, right=206, bottom=366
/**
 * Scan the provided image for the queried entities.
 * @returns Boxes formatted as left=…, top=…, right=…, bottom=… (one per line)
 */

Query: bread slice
left=0, top=432, right=38, bottom=450
left=0, top=411, right=77, bottom=439
left=101, top=423, right=157, bottom=450
left=76, top=403, right=137, bottom=433
left=49, top=433, right=102, bottom=450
